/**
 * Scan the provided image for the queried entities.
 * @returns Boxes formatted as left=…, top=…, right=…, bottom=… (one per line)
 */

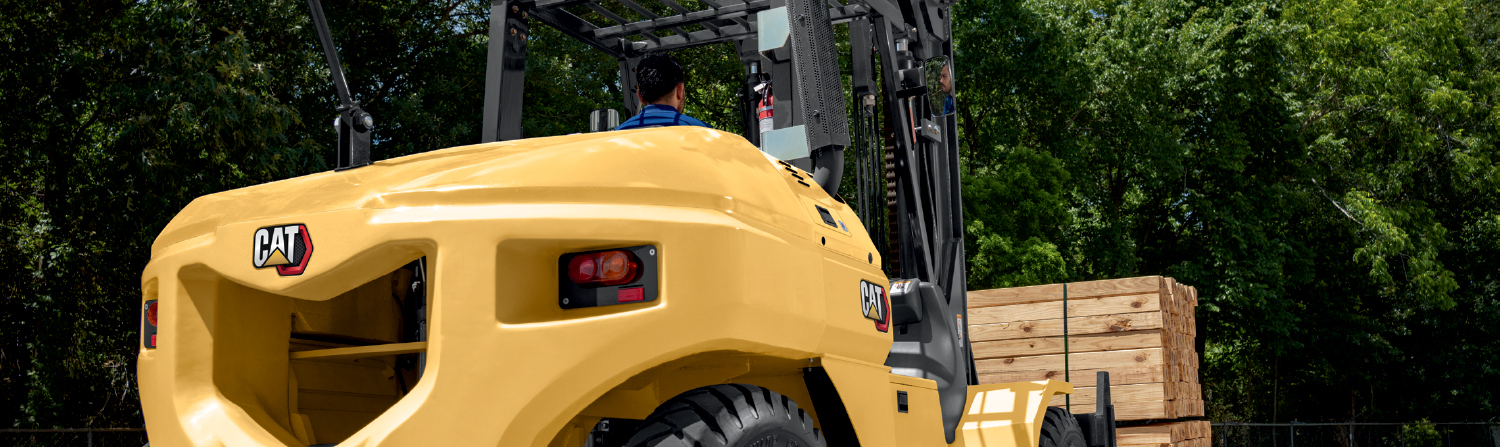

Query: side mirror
left=589, top=109, right=620, bottom=132
left=889, top=279, right=926, bottom=326
left=927, top=57, right=954, bottom=116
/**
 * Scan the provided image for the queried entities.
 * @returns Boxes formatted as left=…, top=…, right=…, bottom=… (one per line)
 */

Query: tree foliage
left=955, top=0, right=1499, bottom=422
left=0, top=0, right=1495, bottom=430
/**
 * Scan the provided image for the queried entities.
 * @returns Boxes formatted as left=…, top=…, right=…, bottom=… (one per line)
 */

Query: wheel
left=624, top=384, right=825, bottom=447
left=1040, top=406, right=1088, bottom=447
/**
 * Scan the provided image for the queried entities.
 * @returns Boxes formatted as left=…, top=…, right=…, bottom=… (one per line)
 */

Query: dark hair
left=636, top=53, right=684, bottom=104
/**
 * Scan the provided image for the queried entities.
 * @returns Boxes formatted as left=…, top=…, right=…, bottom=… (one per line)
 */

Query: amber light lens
left=566, top=250, right=640, bottom=286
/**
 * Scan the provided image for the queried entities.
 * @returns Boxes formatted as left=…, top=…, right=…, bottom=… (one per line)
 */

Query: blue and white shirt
left=616, top=104, right=712, bottom=130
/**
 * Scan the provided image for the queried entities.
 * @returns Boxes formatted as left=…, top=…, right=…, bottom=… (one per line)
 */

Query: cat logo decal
left=860, top=280, right=889, bottom=332
left=252, top=224, right=314, bottom=276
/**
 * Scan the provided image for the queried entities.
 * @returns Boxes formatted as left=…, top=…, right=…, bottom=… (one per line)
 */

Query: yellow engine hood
left=152, top=127, right=820, bottom=257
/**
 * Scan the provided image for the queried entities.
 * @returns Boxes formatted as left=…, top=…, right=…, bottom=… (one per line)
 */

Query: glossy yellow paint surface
left=955, top=380, right=1076, bottom=447
left=138, top=127, right=1069, bottom=447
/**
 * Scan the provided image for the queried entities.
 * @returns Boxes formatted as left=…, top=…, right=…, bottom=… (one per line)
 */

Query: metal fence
left=1212, top=422, right=1500, bottom=447
left=0, top=429, right=147, bottom=447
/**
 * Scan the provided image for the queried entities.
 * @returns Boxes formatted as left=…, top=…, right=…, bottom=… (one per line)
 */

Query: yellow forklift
left=136, top=0, right=1119, bottom=446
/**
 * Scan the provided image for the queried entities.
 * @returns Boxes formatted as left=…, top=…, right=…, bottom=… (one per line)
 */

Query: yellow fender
left=955, top=380, right=1075, bottom=447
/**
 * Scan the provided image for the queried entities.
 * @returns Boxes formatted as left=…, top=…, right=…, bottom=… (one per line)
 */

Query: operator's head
left=939, top=61, right=953, bottom=95
left=636, top=53, right=687, bottom=111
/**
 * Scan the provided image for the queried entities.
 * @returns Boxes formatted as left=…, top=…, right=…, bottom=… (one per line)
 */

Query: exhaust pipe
left=812, top=146, right=844, bottom=197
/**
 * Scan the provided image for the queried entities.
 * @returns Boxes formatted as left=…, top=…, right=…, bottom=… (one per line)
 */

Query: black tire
left=624, top=384, right=825, bottom=447
left=1040, top=407, right=1087, bottom=447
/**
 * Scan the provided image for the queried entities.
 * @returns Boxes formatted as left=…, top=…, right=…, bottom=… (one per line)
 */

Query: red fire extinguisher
left=754, top=81, right=773, bottom=138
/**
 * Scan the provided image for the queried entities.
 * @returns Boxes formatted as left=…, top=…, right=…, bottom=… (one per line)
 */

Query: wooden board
left=1047, top=383, right=1165, bottom=407
left=1051, top=399, right=1170, bottom=420
left=970, top=312, right=1165, bottom=341
left=969, top=276, right=1163, bottom=308
left=971, top=331, right=1163, bottom=359
left=1117, top=421, right=1212, bottom=444
left=968, top=293, right=1161, bottom=325
left=1118, top=439, right=1210, bottom=447
left=1117, top=424, right=1173, bottom=444
left=979, top=364, right=1167, bottom=387
left=1046, top=383, right=1204, bottom=419
left=975, top=348, right=1164, bottom=373
left=1052, top=389, right=1203, bottom=419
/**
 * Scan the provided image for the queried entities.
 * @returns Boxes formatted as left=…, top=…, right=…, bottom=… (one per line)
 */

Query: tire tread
left=623, top=384, right=825, bottom=447
left=1039, top=406, right=1087, bottom=447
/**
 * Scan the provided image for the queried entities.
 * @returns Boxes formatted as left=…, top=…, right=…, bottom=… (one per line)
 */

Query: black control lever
left=1074, top=371, right=1118, bottom=447
left=306, top=0, right=372, bottom=170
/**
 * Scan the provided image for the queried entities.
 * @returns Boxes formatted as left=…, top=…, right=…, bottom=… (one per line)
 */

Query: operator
left=616, top=53, right=713, bottom=130
left=940, top=61, right=956, bottom=115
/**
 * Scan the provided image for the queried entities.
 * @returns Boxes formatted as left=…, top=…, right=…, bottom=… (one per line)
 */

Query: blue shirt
left=616, top=104, right=712, bottom=130
left=943, top=95, right=955, bottom=115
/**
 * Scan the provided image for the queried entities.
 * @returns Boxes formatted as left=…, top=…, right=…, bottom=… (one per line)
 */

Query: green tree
left=0, top=0, right=499, bottom=428
left=963, top=147, right=1071, bottom=289
left=953, top=0, right=1499, bottom=422
left=0, top=0, right=318, bottom=427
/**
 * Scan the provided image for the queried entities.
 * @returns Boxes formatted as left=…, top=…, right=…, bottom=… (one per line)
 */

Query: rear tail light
left=559, top=245, right=658, bottom=309
left=142, top=300, right=159, bottom=349
left=567, top=250, right=639, bottom=286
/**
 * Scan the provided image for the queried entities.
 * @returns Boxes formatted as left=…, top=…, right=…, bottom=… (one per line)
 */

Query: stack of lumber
left=966, top=276, right=1204, bottom=420
left=1117, top=421, right=1213, bottom=447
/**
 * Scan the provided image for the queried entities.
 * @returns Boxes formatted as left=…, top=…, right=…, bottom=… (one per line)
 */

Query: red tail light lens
left=142, top=299, right=159, bottom=349
left=566, top=250, right=640, bottom=286
left=567, top=256, right=597, bottom=283
left=146, top=301, right=159, bottom=326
